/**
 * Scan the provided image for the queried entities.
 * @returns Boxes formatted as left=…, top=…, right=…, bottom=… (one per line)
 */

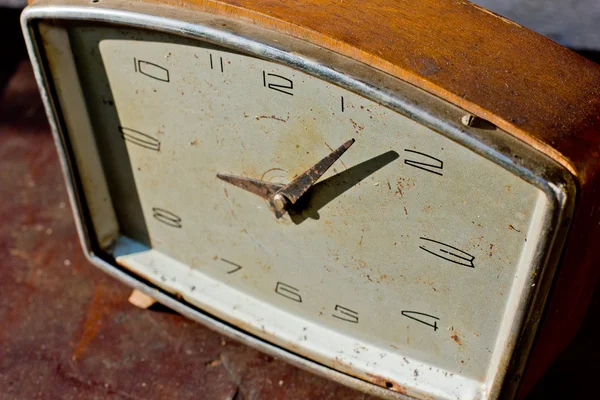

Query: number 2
left=404, top=149, right=443, bottom=176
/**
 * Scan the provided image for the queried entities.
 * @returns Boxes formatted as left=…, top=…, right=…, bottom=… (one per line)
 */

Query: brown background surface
left=2, top=7, right=600, bottom=400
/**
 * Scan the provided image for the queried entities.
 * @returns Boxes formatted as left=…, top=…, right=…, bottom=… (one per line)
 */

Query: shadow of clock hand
left=288, top=150, right=399, bottom=224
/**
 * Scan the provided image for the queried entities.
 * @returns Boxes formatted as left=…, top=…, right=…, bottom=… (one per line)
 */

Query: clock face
left=34, top=19, right=568, bottom=400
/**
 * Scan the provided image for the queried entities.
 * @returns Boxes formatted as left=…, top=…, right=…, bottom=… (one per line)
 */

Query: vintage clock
left=21, top=0, right=600, bottom=399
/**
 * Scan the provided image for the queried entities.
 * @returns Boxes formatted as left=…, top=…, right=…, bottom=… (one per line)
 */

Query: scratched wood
left=144, top=0, right=600, bottom=181
left=22, top=0, right=600, bottom=396
left=0, top=55, right=378, bottom=400
left=135, top=1, right=600, bottom=395
left=4, top=51, right=600, bottom=400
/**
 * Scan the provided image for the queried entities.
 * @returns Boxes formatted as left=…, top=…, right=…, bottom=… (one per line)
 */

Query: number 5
left=332, top=305, right=359, bottom=323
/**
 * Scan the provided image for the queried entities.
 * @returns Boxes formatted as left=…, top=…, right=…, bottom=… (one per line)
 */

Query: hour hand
left=278, top=138, right=355, bottom=204
left=268, top=138, right=355, bottom=218
left=216, top=173, right=284, bottom=200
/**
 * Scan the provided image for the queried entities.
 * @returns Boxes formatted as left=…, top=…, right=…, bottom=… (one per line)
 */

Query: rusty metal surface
left=218, top=138, right=355, bottom=218
left=0, top=15, right=375, bottom=399
left=2, top=7, right=600, bottom=399
left=273, top=138, right=354, bottom=205
left=216, top=174, right=284, bottom=201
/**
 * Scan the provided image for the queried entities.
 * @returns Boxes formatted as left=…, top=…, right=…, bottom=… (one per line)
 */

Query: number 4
left=401, top=311, right=439, bottom=331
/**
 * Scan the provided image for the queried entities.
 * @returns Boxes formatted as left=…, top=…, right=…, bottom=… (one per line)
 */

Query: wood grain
left=154, top=0, right=600, bottom=182
left=139, top=3, right=600, bottom=394
left=0, top=57, right=376, bottom=400
left=28, top=0, right=600, bottom=397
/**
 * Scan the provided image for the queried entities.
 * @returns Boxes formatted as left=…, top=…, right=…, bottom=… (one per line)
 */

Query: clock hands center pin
left=217, top=138, right=355, bottom=218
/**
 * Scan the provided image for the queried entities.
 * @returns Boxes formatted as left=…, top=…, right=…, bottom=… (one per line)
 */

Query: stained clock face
left=42, top=23, right=555, bottom=399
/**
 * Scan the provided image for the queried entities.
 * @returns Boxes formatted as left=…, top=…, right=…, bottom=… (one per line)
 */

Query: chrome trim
left=21, top=1, right=576, bottom=399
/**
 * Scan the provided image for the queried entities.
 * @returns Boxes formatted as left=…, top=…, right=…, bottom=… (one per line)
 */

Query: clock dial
left=64, top=25, right=552, bottom=398
left=218, top=137, right=356, bottom=217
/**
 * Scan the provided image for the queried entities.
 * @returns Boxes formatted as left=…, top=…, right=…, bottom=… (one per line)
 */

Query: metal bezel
left=21, top=1, right=576, bottom=399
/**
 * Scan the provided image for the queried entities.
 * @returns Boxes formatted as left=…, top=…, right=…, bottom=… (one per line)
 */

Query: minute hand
left=275, top=138, right=355, bottom=205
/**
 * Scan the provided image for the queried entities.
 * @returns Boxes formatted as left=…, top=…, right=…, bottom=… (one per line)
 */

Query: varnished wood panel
left=153, top=0, right=600, bottom=183
left=137, top=5, right=600, bottom=395
left=29, top=0, right=600, bottom=397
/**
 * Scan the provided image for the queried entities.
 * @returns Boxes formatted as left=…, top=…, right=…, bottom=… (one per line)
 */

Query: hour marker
left=210, top=54, right=224, bottom=73
left=263, top=71, right=294, bottom=96
left=134, top=58, right=170, bottom=82
left=332, top=305, right=359, bottom=323
left=119, top=126, right=161, bottom=151
left=151, top=207, right=182, bottom=228
left=401, top=311, right=439, bottom=331
left=404, top=149, right=443, bottom=176
left=275, top=282, right=302, bottom=302
left=220, top=258, right=243, bottom=274
left=419, top=237, right=475, bottom=268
